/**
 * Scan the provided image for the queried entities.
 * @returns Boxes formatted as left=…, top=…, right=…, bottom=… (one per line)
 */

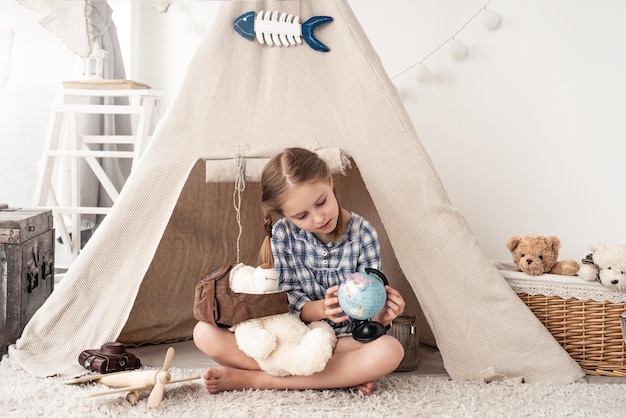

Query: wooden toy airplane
left=64, top=347, right=200, bottom=408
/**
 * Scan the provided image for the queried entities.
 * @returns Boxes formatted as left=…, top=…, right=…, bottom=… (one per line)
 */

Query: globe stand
left=352, top=319, right=387, bottom=343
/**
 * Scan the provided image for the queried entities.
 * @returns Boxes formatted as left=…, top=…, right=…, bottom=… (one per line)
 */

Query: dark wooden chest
left=1, top=205, right=55, bottom=355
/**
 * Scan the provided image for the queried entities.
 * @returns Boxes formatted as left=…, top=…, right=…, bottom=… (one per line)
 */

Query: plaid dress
left=272, top=212, right=380, bottom=335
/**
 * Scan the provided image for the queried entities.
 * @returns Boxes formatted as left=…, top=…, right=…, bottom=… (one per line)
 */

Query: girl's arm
left=356, top=218, right=381, bottom=270
left=272, top=221, right=315, bottom=316
left=301, top=285, right=349, bottom=323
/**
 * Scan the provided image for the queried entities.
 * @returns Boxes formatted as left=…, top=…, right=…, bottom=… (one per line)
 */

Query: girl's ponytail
left=258, top=212, right=274, bottom=266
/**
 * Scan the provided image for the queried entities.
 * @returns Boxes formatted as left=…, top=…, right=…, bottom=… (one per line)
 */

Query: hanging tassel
left=232, top=144, right=250, bottom=263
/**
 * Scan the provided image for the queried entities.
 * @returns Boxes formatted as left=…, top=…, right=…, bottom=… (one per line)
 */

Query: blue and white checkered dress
left=272, top=212, right=381, bottom=335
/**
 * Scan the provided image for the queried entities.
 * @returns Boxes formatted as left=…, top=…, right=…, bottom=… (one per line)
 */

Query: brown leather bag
left=193, top=263, right=289, bottom=327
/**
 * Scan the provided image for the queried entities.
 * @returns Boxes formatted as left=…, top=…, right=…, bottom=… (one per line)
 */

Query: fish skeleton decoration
left=233, top=10, right=333, bottom=52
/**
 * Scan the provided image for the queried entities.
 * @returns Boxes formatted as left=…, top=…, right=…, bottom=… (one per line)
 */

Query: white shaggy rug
left=2, top=355, right=626, bottom=418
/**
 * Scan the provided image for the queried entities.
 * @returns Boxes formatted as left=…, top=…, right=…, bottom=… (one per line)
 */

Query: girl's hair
left=258, top=147, right=343, bottom=265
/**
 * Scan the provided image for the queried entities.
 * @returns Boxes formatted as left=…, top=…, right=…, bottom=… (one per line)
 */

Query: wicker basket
left=388, top=313, right=419, bottom=372
left=517, top=293, right=626, bottom=377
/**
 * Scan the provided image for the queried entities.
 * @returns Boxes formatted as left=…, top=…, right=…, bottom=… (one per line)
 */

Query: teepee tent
left=11, top=0, right=583, bottom=383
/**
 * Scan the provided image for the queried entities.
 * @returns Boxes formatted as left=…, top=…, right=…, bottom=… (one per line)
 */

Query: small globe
left=337, top=271, right=386, bottom=321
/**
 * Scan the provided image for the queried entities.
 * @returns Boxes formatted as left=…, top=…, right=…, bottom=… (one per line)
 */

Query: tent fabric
left=16, top=0, right=92, bottom=57
left=10, top=0, right=584, bottom=383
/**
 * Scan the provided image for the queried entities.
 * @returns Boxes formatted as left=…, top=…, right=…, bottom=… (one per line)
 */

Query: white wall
left=3, top=0, right=625, bottom=263
left=0, top=1, right=78, bottom=207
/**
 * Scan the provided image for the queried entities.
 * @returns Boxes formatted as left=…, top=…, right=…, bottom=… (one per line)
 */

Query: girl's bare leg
left=201, top=334, right=404, bottom=395
left=331, top=337, right=379, bottom=395
left=193, top=321, right=260, bottom=370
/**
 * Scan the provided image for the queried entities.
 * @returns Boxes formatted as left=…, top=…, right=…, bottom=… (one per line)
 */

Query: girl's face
left=281, top=179, right=339, bottom=241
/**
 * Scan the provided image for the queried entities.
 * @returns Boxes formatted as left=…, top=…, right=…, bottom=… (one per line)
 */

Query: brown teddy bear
left=506, top=234, right=580, bottom=276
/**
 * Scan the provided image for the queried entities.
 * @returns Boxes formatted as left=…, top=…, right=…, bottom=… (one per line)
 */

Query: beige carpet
left=2, top=341, right=625, bottom=417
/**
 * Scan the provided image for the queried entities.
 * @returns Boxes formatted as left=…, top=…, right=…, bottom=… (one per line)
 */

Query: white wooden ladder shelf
left=33, top=88, right=162, bottom=264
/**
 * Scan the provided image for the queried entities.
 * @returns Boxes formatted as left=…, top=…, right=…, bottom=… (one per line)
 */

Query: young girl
left=194, top=147, right=406, bottom=395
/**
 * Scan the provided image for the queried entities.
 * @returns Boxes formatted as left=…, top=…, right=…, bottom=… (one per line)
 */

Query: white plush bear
left=229, top=263, right=337, bottom=376
left=229, top=262, right=279, bottom=294
left=578, top=243, right=626, bottom=291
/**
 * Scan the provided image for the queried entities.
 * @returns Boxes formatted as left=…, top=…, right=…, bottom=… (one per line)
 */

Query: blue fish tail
left=302, top=16, right=333, bottom=52
left=234, top=11, right=256, bottom=41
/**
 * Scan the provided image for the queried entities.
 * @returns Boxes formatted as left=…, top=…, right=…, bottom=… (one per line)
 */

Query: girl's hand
left=324, top=285, right=349, bottom=323
left=373, top=285, right=405, bottom=326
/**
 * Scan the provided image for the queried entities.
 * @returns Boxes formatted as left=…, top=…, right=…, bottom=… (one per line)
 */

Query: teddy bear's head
left=506, top=235, right=562, bottom=276
left=252, top=263, right=279, bottom=293
left=230, top=263, right=279, bottom=294
left=581, top=243, right=626, bottom=291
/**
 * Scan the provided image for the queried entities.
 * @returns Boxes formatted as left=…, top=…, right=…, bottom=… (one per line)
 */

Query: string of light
left=392, top=0, right=501, bottom=82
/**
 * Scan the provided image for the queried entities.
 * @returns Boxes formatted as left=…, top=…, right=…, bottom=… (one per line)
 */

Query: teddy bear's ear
left=506, top=236, right=521, bottom=252
left=546, top=236, right=561, bottom=251
left=588, top=243, right=603, bottom=254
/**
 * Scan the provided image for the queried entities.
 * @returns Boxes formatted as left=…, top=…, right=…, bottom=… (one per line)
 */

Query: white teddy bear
left=578, top=243, right=626, bottom=291
left=229, top=262, right=280, bottom=293
left=229, top=263, right=337, bottom=376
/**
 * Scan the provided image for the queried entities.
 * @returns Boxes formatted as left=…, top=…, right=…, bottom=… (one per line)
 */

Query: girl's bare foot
left=202, top=367, right=376, bottom=395
left=202, top=366, right=257, bottom=394
left=353, top=381, right=375, bottom=396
